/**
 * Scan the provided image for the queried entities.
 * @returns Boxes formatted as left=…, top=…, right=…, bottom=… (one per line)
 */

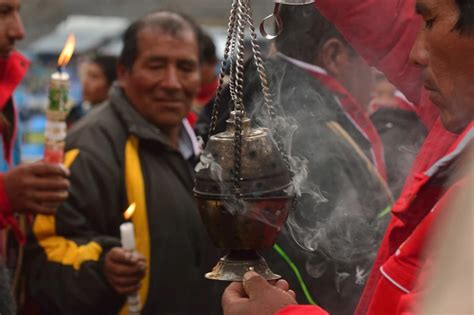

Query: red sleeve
left=0, top=173, right=24, bottom=243
left=314, top=0, right=436, bottom=123
left=276, top=305, right=329, bottom=315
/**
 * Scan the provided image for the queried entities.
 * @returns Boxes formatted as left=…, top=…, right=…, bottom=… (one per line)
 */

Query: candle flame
left=57, top=34, right=76, bottom=67
left=123, top=203, right=136, bottom=220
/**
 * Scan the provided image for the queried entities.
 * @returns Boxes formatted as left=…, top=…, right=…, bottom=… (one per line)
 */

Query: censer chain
left=209, top=0, right=296, bottom=199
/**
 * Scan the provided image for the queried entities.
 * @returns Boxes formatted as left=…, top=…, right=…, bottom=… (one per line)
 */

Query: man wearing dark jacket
left=26, top=11, right=222, bottom=315
left=197, top=5, right=392, bottom=315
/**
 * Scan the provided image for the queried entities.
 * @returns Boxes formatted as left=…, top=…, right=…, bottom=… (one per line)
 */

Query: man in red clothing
left=0, top=0, right=70, bottom=236
left=0, top=0, right=70, bottom=313
left=222, top=0, right=474, bottom=314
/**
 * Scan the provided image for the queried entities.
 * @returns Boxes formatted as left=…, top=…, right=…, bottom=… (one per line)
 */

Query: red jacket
left=276, top=0, right=467, bottom=314
left=0, top=51, right=29, bottom=245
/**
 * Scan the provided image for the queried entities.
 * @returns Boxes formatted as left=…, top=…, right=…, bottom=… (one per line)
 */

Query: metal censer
left=194, top=0, right=295, bottom=281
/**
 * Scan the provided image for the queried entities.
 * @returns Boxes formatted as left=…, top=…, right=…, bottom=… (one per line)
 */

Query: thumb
left=242, top=271, right=271, bottom=299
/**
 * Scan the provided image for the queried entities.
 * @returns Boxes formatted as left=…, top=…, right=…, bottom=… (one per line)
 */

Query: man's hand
left=222, top=271, right=297, bottom=315
left=2, top=161, right=70, bottom=215
left=103, top=247, right=146, bottom=295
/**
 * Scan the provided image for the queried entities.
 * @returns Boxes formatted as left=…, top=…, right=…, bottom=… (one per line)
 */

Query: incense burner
left=194, top=112, right=294, bottom=281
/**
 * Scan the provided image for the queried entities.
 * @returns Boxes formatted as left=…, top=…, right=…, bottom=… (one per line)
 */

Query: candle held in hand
left=120, top=202, right=137, bottom=249
left=120, top=222, right=136, bottom=250
left=44, top=34, right=76, bottom=164
left=120, top=203, right=141, bottom=315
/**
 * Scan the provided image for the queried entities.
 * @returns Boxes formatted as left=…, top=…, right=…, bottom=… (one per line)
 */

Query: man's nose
left=161, top=66, right=182, bottom=90
left=409, top=29, right=429, bottom=68
left=8, top=12, right=25, bottom=41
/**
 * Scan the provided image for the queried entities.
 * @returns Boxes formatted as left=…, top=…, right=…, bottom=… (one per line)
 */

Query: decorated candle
left=44, top=34, right=75, bottom=164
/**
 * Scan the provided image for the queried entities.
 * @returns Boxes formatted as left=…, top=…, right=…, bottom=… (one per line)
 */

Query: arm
left=26, top=149, right=124, bottom=314
left=276, top=305, right=329, bottom=315
left=1, top=162, right=70, bottom=242
left=222, top=272, right=329, bottom=315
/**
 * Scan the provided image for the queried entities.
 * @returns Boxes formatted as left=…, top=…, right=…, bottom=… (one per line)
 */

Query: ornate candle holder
left=44, top=34, right=75, bottom=164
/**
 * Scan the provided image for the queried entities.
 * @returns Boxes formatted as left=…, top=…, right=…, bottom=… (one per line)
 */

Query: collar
left=110, top=85, right=200, bottom=158
left=277, top=52, right=327, bottom=75
left=424, top=121, right=474, bottom=177
left=393, top=121, right=474, bottom=214
left=180, top=118, right=201, bottom=159
left=277, top=52, right=387, bottom=179
left=0, top=51, right=29, bottom=110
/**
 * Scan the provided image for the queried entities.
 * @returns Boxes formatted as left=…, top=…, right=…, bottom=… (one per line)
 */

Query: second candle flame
left=123, top=203, right=137, bottom=220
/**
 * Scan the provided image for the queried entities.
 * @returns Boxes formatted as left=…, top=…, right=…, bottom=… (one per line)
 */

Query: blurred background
left=15, top=0, right=274, bottom=161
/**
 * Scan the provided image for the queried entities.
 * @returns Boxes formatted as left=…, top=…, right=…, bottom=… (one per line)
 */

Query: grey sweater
left=0, top=263, right=15, bottom=315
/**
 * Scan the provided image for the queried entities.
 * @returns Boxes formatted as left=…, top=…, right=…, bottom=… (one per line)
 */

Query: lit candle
left=44, top=34, right=76, bottom=164
left=120, top=203, right=141, bottom=315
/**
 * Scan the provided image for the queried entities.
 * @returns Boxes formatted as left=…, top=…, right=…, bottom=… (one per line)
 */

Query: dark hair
left=119, top=10, right=200, bottom=70
left=455, top=0, right=474, bottom=35
left=198, top=32, right=217, bottom=65
left=275, top=4, right=348, bottom=64
left=90, top=55, right=118, bottom=86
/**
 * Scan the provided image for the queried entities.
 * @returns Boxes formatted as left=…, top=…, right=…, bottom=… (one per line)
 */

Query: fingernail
left=243, top=271, right=259, bottom=282
left=59, top=164, right=70, bottom=176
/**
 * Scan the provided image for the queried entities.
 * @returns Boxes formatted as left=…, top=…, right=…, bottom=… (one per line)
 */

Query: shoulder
left=66, top=102, right=127, bottom=168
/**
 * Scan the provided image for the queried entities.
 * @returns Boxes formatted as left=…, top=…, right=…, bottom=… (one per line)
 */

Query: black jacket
left=197, top=57, right=392, bottom=315
left=26, top=85, right=223, bottom=315
left=370, top=107, right=426, bottom=198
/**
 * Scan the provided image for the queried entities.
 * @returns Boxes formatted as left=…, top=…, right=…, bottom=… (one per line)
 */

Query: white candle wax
left=120, top=222, right=136, bottom=250
left=51, top=71, right=70, bottom=81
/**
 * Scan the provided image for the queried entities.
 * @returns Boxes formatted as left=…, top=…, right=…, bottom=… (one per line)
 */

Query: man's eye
left=0, top=8, right=12, bottom=16
left=425, top=18, right=436, bottom=29
left=179, top=63, right=197, bottom=72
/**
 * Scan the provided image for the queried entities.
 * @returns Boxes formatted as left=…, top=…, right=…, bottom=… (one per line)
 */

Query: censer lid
left=194, top=111, right=292, bottom=198
left=213, top=110, right=265, bottom=140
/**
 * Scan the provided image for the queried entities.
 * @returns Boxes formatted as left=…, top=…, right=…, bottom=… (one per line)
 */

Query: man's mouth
left=424, top=84, right=438, bottom=92
left=422, top=72, right=439, bottom=92
left=423, top=81, right=438, bottom=92
left=156, top=99, right=184, bottom=104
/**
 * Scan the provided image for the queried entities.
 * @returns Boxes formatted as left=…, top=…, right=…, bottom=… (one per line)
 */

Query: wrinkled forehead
left=144, top=24, right=196, bottom=42
left=137, top=25, right=199, bottom=52
left=134, top=26, right=200, bottom=62
left=0, top=0, right=21, bottom=8
left=415, top=0, right=457, bottom=14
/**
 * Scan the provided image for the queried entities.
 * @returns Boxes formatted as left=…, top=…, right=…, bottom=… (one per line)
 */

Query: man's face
left=410, top=0, right=474, bottom=132
left=0, top=0, right=24, bottom=57
left=118, top=27, right=200, bottom=130
left=336, top=48, right=376, bottom=109
left=82, top=62, right=110, bottom=105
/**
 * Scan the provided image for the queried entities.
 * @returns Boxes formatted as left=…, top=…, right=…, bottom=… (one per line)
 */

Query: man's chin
left=152, top=115, right=185, bottom=130
left=0, top=49, right=12, bottom=58
left=440, top=113, right=471, bottom=134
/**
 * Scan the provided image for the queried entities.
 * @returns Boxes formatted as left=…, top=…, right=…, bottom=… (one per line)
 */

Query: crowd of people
left=0, top=0, right=472, bottom=314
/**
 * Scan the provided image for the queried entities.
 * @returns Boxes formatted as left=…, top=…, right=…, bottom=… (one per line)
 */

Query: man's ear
left=117, top=63, right=128, bottom=88
left=319, top=38, right=349, bottom=77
